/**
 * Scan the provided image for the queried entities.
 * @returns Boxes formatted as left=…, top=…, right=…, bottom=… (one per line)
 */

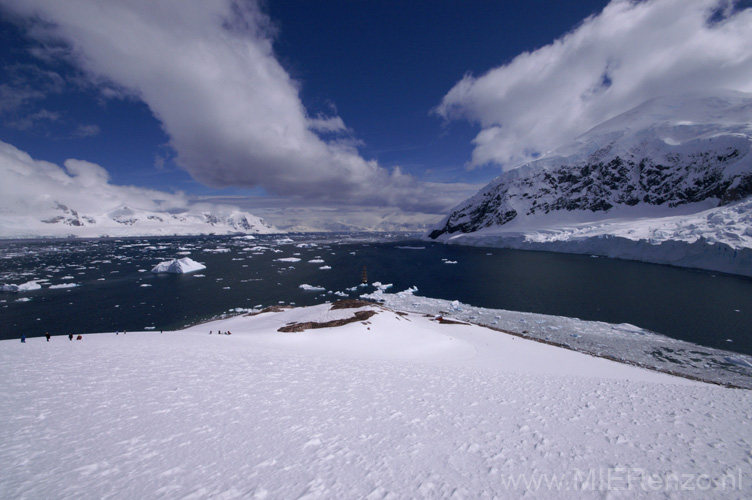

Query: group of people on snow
left=21, top=329, right=163, bottom=342
left=20, top=332, right=85, bottom=342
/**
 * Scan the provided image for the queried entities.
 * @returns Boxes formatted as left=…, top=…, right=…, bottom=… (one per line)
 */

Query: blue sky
left=0, top=0, right=750, bottom=228
left=263, top=0, right=611, bottom=183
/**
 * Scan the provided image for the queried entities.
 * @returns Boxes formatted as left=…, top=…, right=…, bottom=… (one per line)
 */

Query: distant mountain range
left=0, top=202, right=279, bottom=238
left=279, top=219, right=432, bottom=233
left=429, top=91, right=752, bottom=276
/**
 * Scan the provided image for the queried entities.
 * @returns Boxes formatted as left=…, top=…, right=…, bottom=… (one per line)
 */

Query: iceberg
left=151, top=257, right=206, bottom=274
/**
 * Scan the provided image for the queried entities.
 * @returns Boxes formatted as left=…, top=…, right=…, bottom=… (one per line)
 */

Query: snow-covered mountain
left=0, top=202, right=280, bottom=239
left=429, top=91, right=752, bottom=276
left=280, top=220, right=430, bottom=233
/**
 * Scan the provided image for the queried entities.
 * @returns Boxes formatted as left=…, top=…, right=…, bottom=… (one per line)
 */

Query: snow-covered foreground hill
left=2, top=302, right=750, bottom=499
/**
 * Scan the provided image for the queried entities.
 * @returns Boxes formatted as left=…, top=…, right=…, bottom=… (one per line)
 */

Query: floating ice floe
left=276, top=257, right=301, bottom=263
left=372, top=282, right=393, bottom=292
left=151, top=257, right=206, bottom=274
left=299, top=284, right=326, bottom=292
left=1, top=280, right=42, bottom=292
left=319, top=265, right=332, bottom=270
left=49, top=283, right=79, bottom=289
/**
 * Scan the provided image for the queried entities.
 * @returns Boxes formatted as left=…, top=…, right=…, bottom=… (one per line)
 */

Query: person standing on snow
left=21, top=334, right=26, bottom=343
left=45, top=332, right=50, bottom=342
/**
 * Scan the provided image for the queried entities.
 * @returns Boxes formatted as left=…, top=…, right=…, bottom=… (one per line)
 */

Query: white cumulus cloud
left=1, top=0, right=457, bottom=212
left=0, top=139, right=191, bottom=216
left=435, top=0, right=752, bottom=169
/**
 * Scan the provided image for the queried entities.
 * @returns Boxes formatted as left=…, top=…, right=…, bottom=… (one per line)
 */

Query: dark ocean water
left=1, top=233, right=751, bottom=355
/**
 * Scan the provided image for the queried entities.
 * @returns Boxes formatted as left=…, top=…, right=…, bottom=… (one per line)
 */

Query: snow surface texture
left=151, top=257, right=206, bottom=274
left=363, top=286, right=752, bottom=390
left=430, top=91, right=752, bottom=277
left=1, top=303, right=750, bottom=499
left=0, top=203, right=279, bottom=239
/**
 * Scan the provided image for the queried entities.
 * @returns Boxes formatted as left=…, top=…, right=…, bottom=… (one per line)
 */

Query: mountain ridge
left=0, top=201, right=280, bottom=239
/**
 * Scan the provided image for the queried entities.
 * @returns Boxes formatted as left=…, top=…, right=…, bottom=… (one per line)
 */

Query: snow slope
left=2, top=302, right=750, bottom=499
left=362, top=287, right=752, bottom=389
left=429, top=91, right=752, bottom=276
